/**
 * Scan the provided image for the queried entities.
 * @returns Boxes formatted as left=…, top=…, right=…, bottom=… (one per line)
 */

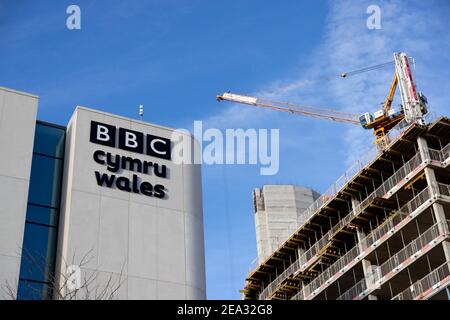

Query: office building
left=0, top=86, right=206, bottom=300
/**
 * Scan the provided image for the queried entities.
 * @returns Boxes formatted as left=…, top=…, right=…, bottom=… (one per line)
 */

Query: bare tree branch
left=2, top=246, right=125, bottom=300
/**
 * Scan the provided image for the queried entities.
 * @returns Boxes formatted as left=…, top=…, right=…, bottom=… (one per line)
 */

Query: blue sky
left=1, top=0, right=449, bottom=299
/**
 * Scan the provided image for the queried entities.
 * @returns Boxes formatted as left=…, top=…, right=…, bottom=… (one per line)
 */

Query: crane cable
left=276, top=60, right=396, bottom=88
left=339, top=61, right=394, bottom=78
left=231, top=59, right=399, bottom=123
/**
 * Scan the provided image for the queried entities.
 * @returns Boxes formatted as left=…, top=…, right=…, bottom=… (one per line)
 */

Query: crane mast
left=394, top=52, right=427, bottom=124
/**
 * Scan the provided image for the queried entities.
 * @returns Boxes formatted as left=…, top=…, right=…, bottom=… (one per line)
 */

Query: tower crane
left=216, top=52, right=428, bottom=149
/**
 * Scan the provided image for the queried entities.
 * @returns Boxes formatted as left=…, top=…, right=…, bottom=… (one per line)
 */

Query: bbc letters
left=89, top=121, right=171, bottom=199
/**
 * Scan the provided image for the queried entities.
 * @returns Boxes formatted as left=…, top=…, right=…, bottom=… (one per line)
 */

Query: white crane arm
left=216, top=92, right=360, bottom=125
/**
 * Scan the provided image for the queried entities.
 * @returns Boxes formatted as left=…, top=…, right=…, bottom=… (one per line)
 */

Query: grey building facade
left=0, top=87, right=206, bottom=300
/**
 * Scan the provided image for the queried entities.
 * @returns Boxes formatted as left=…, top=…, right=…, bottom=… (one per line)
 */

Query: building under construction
left=242, top=116, right=450, bottom=300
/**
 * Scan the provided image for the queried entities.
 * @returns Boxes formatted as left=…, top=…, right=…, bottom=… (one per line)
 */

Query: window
left=33, top=122, right=65, bottom=158
left=17, top=280, right=52, bottom=300
left=26, top=204, right=59, bottom=227
left=19, top=223, right=57, bottom=283
left=18, top=121, right=66, bottom=300
left=27, top=155, right=63, bottom=208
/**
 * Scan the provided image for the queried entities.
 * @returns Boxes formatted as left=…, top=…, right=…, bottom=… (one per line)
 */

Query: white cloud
left=203, top=0, right=450, bottom=167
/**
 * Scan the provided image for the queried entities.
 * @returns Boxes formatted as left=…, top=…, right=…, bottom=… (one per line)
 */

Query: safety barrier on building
left=302, top=184, right=438, bottom=299
left=442, top=144, right=450, bottom=165
left=259, top=148, right=427, bottom=300
left=298, top=119, right=412, bottom=226
left=256, top=139, right=450, bottom=301
left=429, top=148, right=443, bottom=162
left=392, top=261, right=450, bottom=300
left=297, top=141, right=377, bottom=226
left=259, top=258, right=302, bottom=300
left=429, top=143, right=450, bottom=168
left=377, top=222, right=445, bottom=282
left=438, top=183, right=450, bottom=198
left=339, top=221, right=450, bottom=300
left=336, top=278, right=367, bottom=300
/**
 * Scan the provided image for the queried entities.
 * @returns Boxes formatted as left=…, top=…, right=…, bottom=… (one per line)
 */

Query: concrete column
left=356, top=227, right=367, bottom=250
left=442, top=241, right=450, bottom=264
left=297, top=247, right=305, bottom=265
left=353, top=197, right=367, bottom=252
left=423, top=166, right=438, bottom=189
left=417, top=137, right=448, bottom=235
left=424, top=167, right=443, bottom=200
left=352, top=197, right=378, bottom=299
left=351, top=197, right=360, bottom=213
left=420, top=160, right=449, bottom=235
left=417, top=136, right=430, bottom=163
left=419, top=137, right=441, bottom=213
left=432, top=202, right=449, bottom=235
left=356, top=227, right=378, bottom=300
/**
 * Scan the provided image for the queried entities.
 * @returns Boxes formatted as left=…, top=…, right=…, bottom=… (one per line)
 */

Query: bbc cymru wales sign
left=89, top=121, right=171, bottom=199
